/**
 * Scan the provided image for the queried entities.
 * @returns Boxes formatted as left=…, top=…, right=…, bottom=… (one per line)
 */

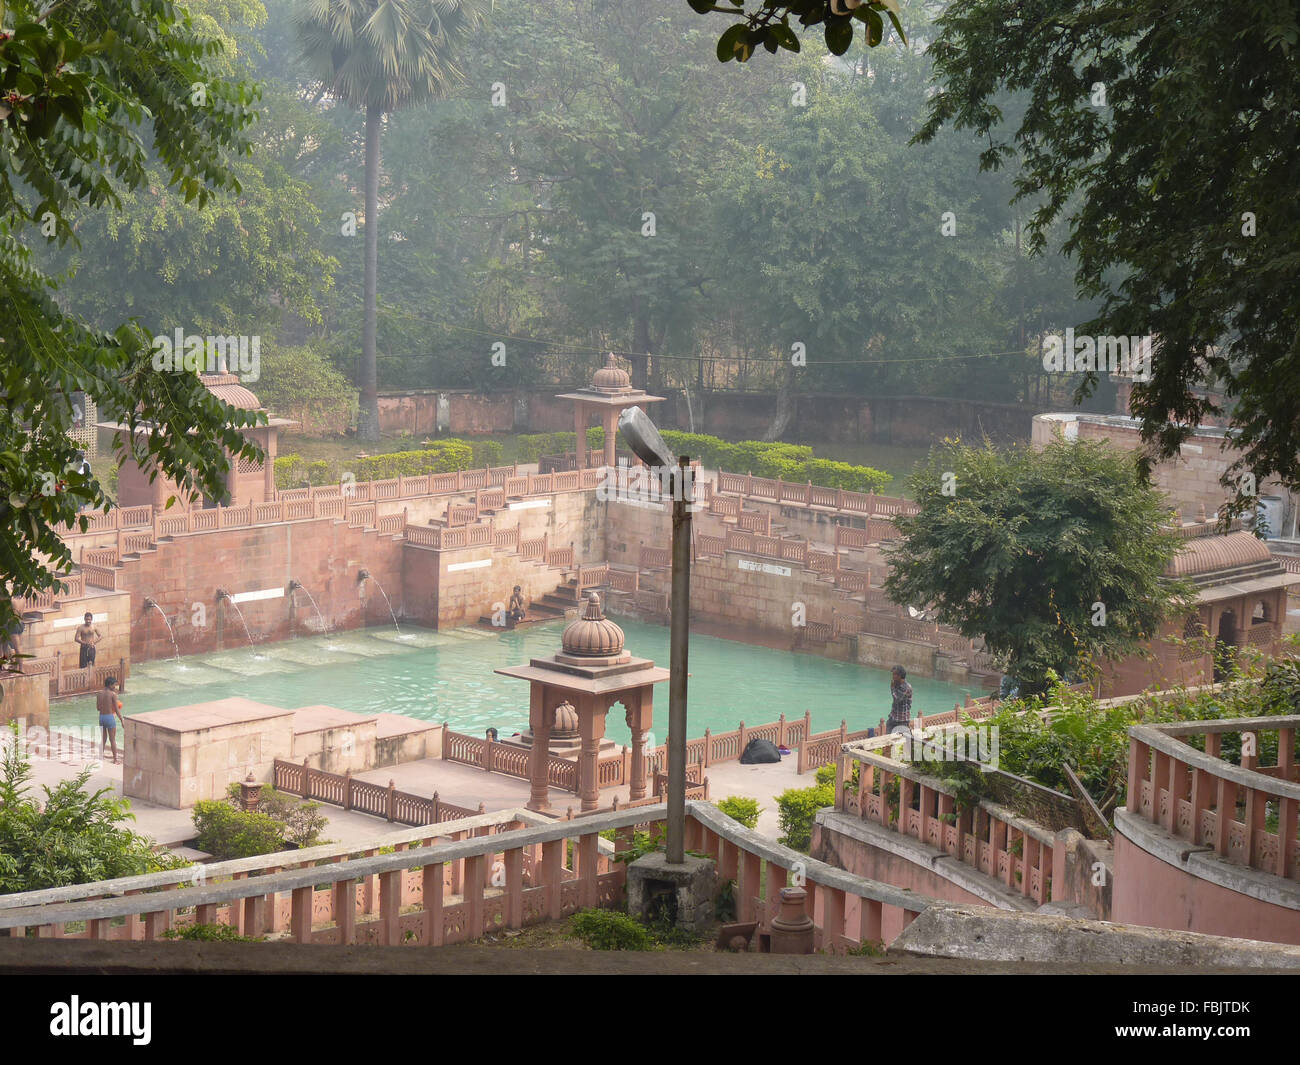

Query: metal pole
left=666, top=454, right=692, bottom=865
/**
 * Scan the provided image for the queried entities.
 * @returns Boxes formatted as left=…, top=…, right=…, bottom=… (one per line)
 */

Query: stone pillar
left=527, top=685, right=551, bottom=812
left=263, top=427, right=277, bottom=501
left=629, top=729, right=647, bottom=801
left=574, top=402, right=586, bottom=470
left=578, top=698, right=605, bottom=812
left=603, top=409, right=617, bottom=468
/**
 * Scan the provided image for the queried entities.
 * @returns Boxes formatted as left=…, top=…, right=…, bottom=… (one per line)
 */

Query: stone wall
left=111, top=518, right=405, bottom=661
left=1033, top=412, right=1295, bottom=523
left=378, top=388, right=1041, bottom=446
left=0, top=671, right=49, bottom=729
left=18, top=589, right=131, bottom=681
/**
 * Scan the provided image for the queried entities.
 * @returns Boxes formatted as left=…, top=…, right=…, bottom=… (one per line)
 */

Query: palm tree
left=296, top=0, right=490, bottom=440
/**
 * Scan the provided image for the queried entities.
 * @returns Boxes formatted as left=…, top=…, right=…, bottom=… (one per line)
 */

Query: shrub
left=655, top=430, right=890, bottom=492
left=469, top=439, right=505, bottom=468
left=570, top=909, right=653, bottom=951
left=775, top=782, right=834, bottom=852
left=256, top=342, right=356, bottom=434
left=161, top=923, right=257, bottom=943
left=192, top=800, right=285, bottom=860
left=0, top=724, right=185, bottom=893
left=222, top=785, right=328, bottom=849
left=715, top=796, right=762, bottom=830
left=515, top=432, right=578, bottom=462
left=273, top=455, right=304, bottom=490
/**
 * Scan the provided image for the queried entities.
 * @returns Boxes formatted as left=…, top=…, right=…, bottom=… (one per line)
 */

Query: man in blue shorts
left=97, top=676, right=124, bottom=764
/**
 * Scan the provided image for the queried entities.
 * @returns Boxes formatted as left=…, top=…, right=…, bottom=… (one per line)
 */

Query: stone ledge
left=0, top=938, right=1229, bottom=975
left=891, top=905, right=1300, bottom=969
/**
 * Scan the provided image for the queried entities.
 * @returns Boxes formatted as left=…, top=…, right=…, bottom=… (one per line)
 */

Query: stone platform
left=124, top=697, right=442, bottom=809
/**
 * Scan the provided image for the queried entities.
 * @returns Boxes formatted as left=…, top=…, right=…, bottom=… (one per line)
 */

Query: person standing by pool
left=97, top=676, right=124, bottom=764
left=887, top=665, right=913, bottom=734
left=75, top=612, right=101, bottom=669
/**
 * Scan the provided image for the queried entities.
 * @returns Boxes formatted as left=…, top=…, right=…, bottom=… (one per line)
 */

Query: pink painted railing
left=639, top=545, right=670, bottom=569
left=441, top=729, right=580, bottom=793
left=11, top=653, right=129, bottom=699
left=0, top=803, right=941, bottom=951
left=646, top=712, right=814, bottom=775
left=273, top=758, right=482, bottom=826
left=1126, top=716, right=1299, bottom=880
left=836, top=737, right=1059, bottom=905
left=714, top=472, right=919, bottom=521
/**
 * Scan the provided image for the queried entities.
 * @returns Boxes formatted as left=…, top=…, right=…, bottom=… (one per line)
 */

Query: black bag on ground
left=739, top=737, right=781, bottom=764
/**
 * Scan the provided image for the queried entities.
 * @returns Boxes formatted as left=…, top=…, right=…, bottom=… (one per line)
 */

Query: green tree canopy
left=0, top=726, right=183, bottom=893
left=884, top=438, right=1191, bottom=694
left=913, top=0, right=1300, bottom=506
left=0, top=0, right=265, bottom=639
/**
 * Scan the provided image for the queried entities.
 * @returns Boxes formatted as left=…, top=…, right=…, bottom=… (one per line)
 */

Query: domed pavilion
left=555, top=353, right=665, bottom=469
left=1103, top=525, right=1299, bottom=695
left=496, top=592, right=668, bottom=812
left=102, top=372, right=295, bottom=510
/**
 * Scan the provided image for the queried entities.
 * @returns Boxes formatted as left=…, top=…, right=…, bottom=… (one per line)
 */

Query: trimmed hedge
left=715, top=796, right=762, bottom=830
left=657, top=431, right=891, bottom=493
left=274, top=439, right=489, bottom=489
left=192, top=800, right=285, bottom=860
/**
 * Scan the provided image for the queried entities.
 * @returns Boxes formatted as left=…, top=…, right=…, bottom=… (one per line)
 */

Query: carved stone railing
left=1125, top=716, right=1299, bottom=881
left=836, top=735, right=1060, bottom=906
left=0, top=802, right=945, bottom=951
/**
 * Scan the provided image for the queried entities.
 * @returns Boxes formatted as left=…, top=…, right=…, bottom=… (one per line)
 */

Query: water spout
left=217, top=589, right=258, bottom=653
left=143, top=597, right=180, bottom=662
left=356, top=570, right=401, bottom=635
left=288, top=580, right=330, bottom=635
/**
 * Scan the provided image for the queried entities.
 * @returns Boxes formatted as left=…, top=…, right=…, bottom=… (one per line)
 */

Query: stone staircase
left=475, top=571, right=611, bottom=631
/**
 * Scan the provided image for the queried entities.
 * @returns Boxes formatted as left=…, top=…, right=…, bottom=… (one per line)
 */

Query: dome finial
left=561, top=590, right=625, bottom=657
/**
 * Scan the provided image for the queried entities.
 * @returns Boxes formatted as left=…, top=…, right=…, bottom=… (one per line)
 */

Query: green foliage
left=927, top=658, right=1300, bottom=815
left=775, top=781, right=835, bottom=852
left=467, top=440, right=505, bottom=468
left=0, top=724, right=183, bottom=894
left=610, top=825, right=668, bottom=865
left=917, top=0, right=1300, bottom=506
left=886, top=439, right=1190, bottom=696
left=225, top=784, right=328, bottom=849
left=570, top=909, right=653, bottom=951
left=255, top=343, right=355, bottom=433
left=715, top=796, right=762, bottom=830
left=0, top=0, right=266, bottom=639
left=161, top=922, right=258, bottom=942
left=192, top=800, right=285, bottom=860
left=696, top=0, right=905, bottom=63
left=659, top=431, right=890, bottom=492
left=515, top=432, right=579, bottom=463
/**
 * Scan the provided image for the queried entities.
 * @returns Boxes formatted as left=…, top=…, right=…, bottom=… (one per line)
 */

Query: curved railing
left=0, top=802, right=945, bottom=951
left=1125, top=716, right=1300, bottom=880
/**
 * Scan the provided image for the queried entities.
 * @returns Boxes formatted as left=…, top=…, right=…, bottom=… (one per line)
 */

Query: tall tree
left=913, top=0, right=1300, bottom=507
left=295, top=0, right=491, bottom=439
left=0, top=0, right=263, bottom=642
left=884, top=439, right=1191, bottom=695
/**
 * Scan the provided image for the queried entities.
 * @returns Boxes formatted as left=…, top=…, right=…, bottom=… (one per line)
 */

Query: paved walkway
left=21, top=737, right=818, bottom=852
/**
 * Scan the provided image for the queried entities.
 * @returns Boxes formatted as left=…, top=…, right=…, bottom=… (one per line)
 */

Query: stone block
left=626, top=852, right=717, bottom=933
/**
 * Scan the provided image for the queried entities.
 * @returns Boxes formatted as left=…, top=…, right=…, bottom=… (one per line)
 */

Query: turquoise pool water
left=49, top=621, right=975, bottom=748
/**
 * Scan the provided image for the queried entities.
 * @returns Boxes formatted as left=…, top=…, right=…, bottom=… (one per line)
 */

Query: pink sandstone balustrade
left=272, top=759, right=482, bottom=826
left=0, top=802, right=943, bottom=950
left=832, top=736, right=1060, bottom=906
left=1125, top=716, right=1300, bottom=881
